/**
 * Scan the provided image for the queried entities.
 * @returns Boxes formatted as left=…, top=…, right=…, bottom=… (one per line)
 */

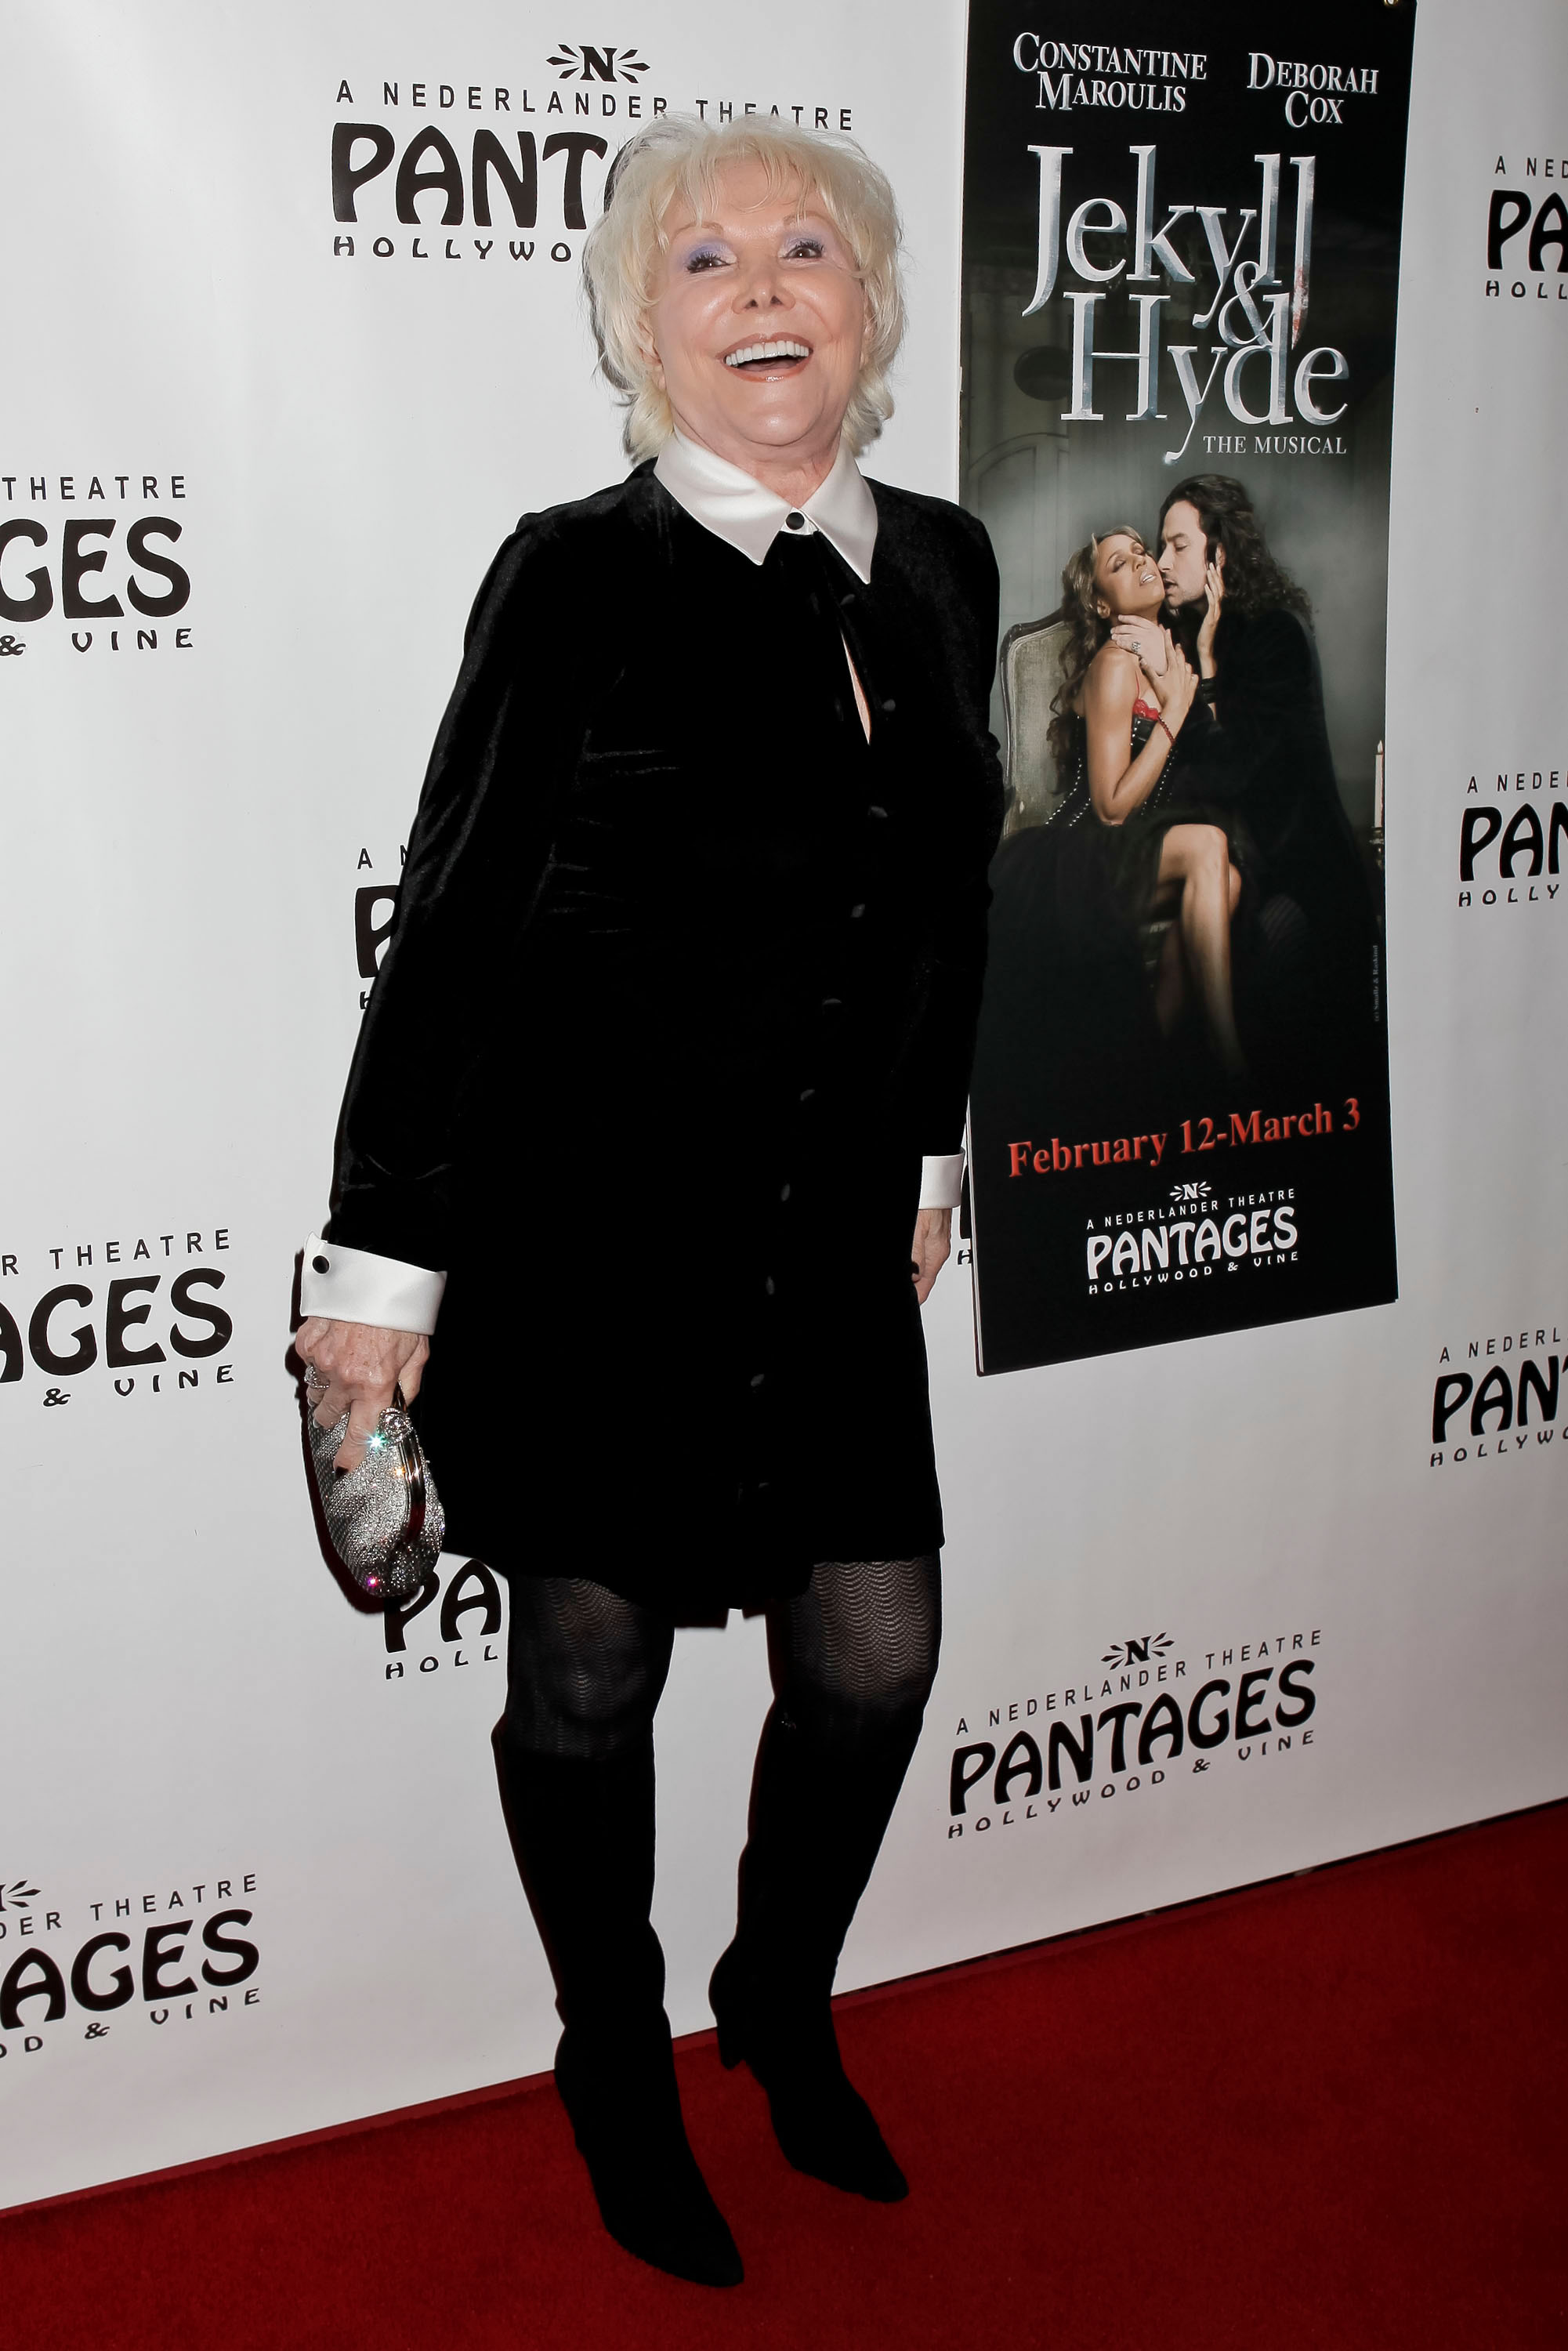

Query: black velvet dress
left=324, top=464, right=1003, bottom=1620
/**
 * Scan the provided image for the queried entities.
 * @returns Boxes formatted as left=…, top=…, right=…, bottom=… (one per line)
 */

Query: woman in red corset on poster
left=292, top=118, right=1002, bottom=2288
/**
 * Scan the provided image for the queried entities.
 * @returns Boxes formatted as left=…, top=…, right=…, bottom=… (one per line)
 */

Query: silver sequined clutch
left=306, top=1385, right=444, bottom=1599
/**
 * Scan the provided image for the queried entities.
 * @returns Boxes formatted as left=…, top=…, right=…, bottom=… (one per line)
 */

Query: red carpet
left=5, top=1802, right=1565, bottom=2349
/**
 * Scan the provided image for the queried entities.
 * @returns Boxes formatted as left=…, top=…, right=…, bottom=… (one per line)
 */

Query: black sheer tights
left=498, top=1559, right=941, bottom=2226
left=502, top=1557, right=942, bottom=1766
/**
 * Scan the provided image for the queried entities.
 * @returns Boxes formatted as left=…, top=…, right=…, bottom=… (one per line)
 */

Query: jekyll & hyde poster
left=962, top=0, right=1411, bottom=1372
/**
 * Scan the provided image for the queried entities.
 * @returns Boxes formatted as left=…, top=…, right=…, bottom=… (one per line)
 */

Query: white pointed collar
left=653, top=430, right=878, bottom=583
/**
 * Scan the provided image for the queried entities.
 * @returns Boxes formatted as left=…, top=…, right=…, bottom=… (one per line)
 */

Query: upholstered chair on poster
left=998, top=609, right=1068, bottom=840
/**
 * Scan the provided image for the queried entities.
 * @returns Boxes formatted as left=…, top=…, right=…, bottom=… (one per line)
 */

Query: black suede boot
left=495, top=1736, right=743, bottom=2287
left=709, top=1704, right=917, bottom=2202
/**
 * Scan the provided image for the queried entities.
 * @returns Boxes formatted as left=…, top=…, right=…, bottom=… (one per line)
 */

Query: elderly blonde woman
left=295, top=117, right=1001, bottom=2287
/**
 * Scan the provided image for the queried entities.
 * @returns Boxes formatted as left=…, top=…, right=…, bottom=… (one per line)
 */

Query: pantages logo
left=1080, top=1177, right=1302, bottom=1298
left=0, top=471, right=192, bottom=662
left=381, top=1556, right=505, bottom=1683
left=328, top=50, right=858, bottom=270
left=352, top=840, right=403, bottom=1010
left=946, top=1625, right=1320, bottom=1838
left=0, top=1225, right=235, bottom=1409
left=1429, top=1317, right=1564, bottom=1469
left=1457, top=767, right=1568, bottom=912
left=0, top=1869, right=259, bottom=2062
left=1485, top=153, right=1567, bottom=304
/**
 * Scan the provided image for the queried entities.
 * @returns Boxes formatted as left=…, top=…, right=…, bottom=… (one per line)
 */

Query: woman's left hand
left=911, top=1208, right=952, bottom=1304
left=1197, top=560, right=1224, bottom=676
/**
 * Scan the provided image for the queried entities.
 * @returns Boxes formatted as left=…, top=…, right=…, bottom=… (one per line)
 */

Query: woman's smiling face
left=643, top=159, right=867, bottom=473
left=1093, top=531, right=1164, bottom=620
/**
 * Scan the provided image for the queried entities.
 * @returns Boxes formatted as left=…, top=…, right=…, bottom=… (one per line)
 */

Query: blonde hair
left=582, top=116, right=906, bottom=462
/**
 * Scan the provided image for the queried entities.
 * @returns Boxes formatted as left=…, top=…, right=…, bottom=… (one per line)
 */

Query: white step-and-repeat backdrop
left=2, top=0, right=1563, bottom=2208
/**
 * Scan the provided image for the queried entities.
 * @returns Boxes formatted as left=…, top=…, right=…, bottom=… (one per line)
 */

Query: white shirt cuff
left=300, top=1236, right=446, bottom=1335
left=918, top=1153, right=965, bottom=1212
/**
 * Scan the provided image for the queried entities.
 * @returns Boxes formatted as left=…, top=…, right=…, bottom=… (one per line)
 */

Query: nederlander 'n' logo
left=547, top=43, right=650, bottom=82
left=1101, top=1633, right=1173, bottom=1669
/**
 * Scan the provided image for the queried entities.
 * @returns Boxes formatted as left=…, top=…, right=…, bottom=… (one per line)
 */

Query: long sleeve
left=897, top=507, right=1006, bottom=1157
left=322, top=515, right=592, bottom=1273
left=1173, top=609, right=1314, bottom=806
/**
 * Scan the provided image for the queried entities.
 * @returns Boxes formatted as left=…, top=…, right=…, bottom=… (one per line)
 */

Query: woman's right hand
left=295, top=1316, right=429, bottom=1473
left=1146, top=632, right=1197, bottom=733
left=1108, top=614, right=1168, bottom=675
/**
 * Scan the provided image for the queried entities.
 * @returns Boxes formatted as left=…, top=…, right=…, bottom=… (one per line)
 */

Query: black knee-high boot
left=494, top=1733, right=743, bottom=2286
left=708, top=1703, right=919, bottom=2201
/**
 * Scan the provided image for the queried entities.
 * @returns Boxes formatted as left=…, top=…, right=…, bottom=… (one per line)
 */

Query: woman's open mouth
left=723, top=339, right=812, bottom=373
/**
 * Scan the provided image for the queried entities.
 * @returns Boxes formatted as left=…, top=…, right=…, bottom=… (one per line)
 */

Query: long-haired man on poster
left=1113, top=473, right=1375, bottom=1062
